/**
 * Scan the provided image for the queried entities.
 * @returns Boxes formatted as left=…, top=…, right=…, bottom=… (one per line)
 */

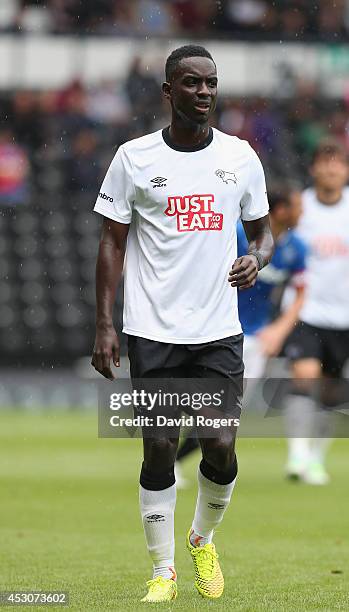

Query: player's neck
left=168, top=118, right=210, bottom=148
left=315, top=186, right=343, bottom=206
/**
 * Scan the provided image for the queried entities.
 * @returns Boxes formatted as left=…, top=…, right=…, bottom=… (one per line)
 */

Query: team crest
left=215, top=169, right=237, bottom=185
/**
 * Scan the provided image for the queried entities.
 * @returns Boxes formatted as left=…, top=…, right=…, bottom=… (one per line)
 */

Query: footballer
left=92, top=46, right=274, bottom=602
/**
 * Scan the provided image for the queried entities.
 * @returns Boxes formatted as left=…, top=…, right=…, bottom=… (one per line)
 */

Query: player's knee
left=203, top=438, right=236, bottom=473
left=143, top=437, right=178, bottom=471
left=291, top=358, right=322, bottom=395
left=292, top=358, right=321, bottom=380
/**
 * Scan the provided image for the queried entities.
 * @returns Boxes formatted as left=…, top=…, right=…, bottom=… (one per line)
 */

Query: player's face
left=311, top=154, right=349, bottom=192
left=165, top=57, right=217, bottom=125
left=288, top=191, right=303, bottom=228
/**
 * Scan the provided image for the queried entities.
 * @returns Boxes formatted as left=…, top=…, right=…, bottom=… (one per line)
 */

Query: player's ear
left=162, top=82, right=171, bottom=100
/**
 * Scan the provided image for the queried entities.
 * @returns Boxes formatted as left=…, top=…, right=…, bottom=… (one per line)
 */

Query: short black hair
left=312, top=138, right=348, bottom=164
left=268, top=189, right=291, bottom=214
left=165, top=45, right=215, bottom=82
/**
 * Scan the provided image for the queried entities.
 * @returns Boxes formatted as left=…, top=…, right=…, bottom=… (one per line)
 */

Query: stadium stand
left=1, top=0, right=349, bottom=41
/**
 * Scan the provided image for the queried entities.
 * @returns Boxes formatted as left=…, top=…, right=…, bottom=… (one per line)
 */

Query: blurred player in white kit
left=284, top=139, right=349, bottom=485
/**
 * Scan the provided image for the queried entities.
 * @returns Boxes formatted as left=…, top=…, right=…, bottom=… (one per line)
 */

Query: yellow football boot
left=187, top=529, right=224, bottom=599
left=141, top=575, right=177, bottom=603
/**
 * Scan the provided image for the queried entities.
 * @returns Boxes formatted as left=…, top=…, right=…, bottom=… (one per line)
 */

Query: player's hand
left=257, top=323, right=284, bottom=357
left=228, top=255, right=259, bottom=290
left=91, top=324, right=120, bottom=380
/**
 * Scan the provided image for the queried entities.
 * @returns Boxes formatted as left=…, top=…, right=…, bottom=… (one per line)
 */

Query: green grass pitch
left=0, top=411, right=348, bottom=611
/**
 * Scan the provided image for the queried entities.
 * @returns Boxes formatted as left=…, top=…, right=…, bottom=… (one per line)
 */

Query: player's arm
left=229, top=215, right=274, bottom=290
left=91, top=218, right=129, bottom=379
left=257, top=284, right=304, bottom=357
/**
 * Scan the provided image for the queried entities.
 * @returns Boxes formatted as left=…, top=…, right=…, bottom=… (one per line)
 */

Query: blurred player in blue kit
left=238, top=189, right=306, bottom=381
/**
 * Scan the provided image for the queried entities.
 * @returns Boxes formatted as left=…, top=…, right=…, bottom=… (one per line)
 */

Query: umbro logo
left=208, top=503, right=225, bottom=510
left=215, top=169, right=237, bottom=185
left=99, top=192, right=114, bottom=202
left=151, top=176, right=167, bottom=188
left=146, top=514, right=165, bottom=523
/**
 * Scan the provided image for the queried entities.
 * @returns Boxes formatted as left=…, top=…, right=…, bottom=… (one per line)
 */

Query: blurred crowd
left=1, top=57, right=349, bottom=207
left=1, top=0, right=349, bottom=40
left=1, top=44, right=349, bottom=366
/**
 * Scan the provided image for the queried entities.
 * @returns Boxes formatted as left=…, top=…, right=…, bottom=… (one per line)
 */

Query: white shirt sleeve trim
left=93, top=204, right=131, bottom=224
left=240, top=209, right=269, bottom=221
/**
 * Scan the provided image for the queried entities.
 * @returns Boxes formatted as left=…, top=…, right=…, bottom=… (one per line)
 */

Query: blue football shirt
left=237, top=222, right=307, bottom=335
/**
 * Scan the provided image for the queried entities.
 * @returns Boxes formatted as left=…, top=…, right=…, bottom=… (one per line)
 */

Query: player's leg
left=174, top=334, right=262, bottom=490
left=309, top=372, right=336, bottom=470
left=306, top=381, right=332, bottom=485
left=306, top=329, right=349, bottom=484
left=139, top=439, right=179, bottom=601
left=188, top=336, right=242, bottom=548
left=187, top=419, right=238, bottom=600
left=192, top=424, right=238, bottom=546
left=284, top=323, right=322, bottom=480
left=242, top=333, right=268, bottom=406
left=128, top=336, right=186, bottom=601
left=138, top=389, right=180, bottom=602
left=286, top=358, right=321, bottom=479
left=185, top=335, right=243, bottom=599
left=140, top=430, right=179, bottom=585
left=174, top=329, right=253, bottom=488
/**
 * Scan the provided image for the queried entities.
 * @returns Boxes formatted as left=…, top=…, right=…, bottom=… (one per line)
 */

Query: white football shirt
left=298, top=187, right=349, bottom=329
left=93, top=127, right=269, bottom=343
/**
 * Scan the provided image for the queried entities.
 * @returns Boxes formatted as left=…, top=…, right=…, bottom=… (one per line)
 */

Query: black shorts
left=127, top=334, right=244, bottom=422
left=285, top=322, right=349, bottom=376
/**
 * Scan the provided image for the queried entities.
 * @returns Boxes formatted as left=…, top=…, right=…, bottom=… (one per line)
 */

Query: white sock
left=310, top=406, right=333, bottom=464
left=139, top=483, right=177, bottom=580
left=152, top=566, right=177, bottom=581
left=190, top=468, right=237, bottom=547
left=288, top=437, right=311, bottom=463
left=284, top=395, right=316, bottom=462
left=311, top=407, right=334, bottom=464
left=310, top=437, right=332, bottom=465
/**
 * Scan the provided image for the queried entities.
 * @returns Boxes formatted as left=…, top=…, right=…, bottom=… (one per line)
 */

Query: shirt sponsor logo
left=99, top=192, right=114, bottom=203
left=165, top=194, right=223, bottom=232
left=311, top=236, right=349, bottom=257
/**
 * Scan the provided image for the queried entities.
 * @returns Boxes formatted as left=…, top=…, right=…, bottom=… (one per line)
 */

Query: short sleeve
left=290, top=239, right=307, bottom=275
left=240, top=146, right=269, bottom=221
left=93, top=145, right=135, bottom=224
left=289, top=237, right=307, bottom=287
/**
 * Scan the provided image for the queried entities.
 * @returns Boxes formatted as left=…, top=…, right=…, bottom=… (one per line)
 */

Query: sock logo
left=208, top=502, right=225, bottom=510
left=165, top=194, right=223, bottom=232
left=146, top=514, right=165, bottom=523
